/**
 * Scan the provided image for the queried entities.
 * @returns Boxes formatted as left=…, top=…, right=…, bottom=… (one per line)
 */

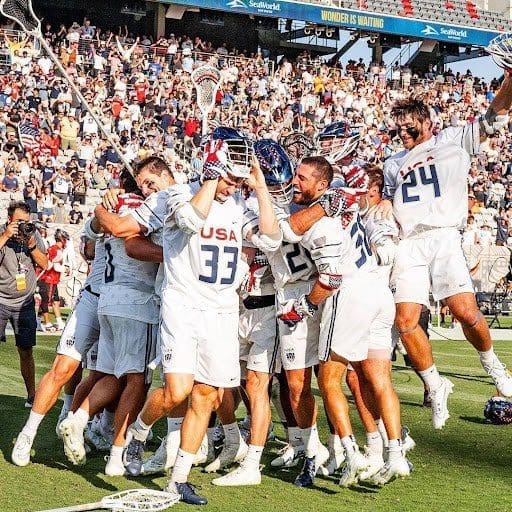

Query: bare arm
left=481, top=73, right=512, bottom=142
left=289, top=203, right=326, bottom=235
left=190, top=179, right=218, bottom=218
left=125, top=235, right=163, bottom=262
left=306, top=279, right=333, bottom=306
left=94, top=204, right=145, bottom=238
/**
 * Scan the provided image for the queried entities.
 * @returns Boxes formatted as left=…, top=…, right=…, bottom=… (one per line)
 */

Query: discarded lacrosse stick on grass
left=36, top=488, right=179, bottom=512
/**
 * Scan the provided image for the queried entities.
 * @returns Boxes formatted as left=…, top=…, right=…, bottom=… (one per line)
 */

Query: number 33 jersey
left=384, top=139, right=470, bottom=238
left=163, top=182, right=258, bottom=312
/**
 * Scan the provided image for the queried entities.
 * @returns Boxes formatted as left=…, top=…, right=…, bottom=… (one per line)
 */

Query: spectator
left=2, top=168, right=19, bottom=192
left=68, top=201, right=83, bottom=224
left=0, top=201, right=48, bottom=407
left=22, top=182, right=38, bottom=220
left=70, top=168, right=87, bottom=205
left=40, top=185, right=57, bottom=223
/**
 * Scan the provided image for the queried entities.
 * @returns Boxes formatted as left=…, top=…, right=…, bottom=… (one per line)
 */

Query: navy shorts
left=0, top=298, right=37, bottom=348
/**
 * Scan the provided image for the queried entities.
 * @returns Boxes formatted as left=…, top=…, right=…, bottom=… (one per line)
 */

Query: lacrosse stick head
left=281, top=133, right=315, bottom=167
left=204, top=126, right=254, bottom=179
left=0, top=0, right=41, bottom=34
left=315, top=121, right=360, bottom=166
left=485, top=32, right=512, bottom=71
left=101, top=489, right=179, bottom=511
left=254, top=139, right=294, bottom=207
left=191, top=65, right=222, bottom=116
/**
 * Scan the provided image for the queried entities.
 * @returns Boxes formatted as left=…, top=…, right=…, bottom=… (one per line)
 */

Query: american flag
left=18, top=122, right=40, bottom=153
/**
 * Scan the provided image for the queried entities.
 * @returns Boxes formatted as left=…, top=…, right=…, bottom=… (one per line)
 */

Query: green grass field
left=1, top=335, right=512, bottom=512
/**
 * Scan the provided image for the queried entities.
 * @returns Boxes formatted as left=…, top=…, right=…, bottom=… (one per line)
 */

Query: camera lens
left=18, top=222, right=36, bottom=238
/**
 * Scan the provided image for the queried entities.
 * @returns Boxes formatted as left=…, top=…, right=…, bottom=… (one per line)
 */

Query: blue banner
left=166, top=0, right=499, bottom=46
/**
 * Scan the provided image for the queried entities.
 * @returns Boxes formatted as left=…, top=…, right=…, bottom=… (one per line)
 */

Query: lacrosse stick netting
left=0, top=0, right=134, bottom=173
left=485, top=32, right=512, bottom=71
left=191, top=65, right=222, bottom=135
left=36, top=488, right=179, bottom=512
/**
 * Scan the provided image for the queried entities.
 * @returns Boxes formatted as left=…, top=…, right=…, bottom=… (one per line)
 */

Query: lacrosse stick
left=191, top=65, right=222, bottom=135
left=36, top=489, right=179, bottom=512
left=485, top=32, right=512, bottom=72
left=0, top=0, right=133, bottom=174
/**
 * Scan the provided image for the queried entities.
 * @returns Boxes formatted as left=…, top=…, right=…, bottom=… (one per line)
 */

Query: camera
left=17, top=221, right=36, bottom=239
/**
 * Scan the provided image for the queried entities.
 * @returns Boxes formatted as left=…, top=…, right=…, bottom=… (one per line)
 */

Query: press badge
left=15, top=271, right=27, bottom=291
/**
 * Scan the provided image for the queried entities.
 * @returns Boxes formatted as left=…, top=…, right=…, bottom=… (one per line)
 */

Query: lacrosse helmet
left=316, top=122, right=360, bottom=165
left=254, top=139, right=294, bottom=207
left=204, top=126, right=253, bottom=179
left=281, top=132, right=315, bottom=167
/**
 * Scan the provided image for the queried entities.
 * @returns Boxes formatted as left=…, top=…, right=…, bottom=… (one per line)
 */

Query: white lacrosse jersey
left=82, top=238, right=105, bottom=296
left=301, top=213, right=378, bottom=284
left=361, top=204, right=399, bottom=282
left=384, top=138, right=470, bottom=238
left=98, top=220, right=159, bottom=323
left=162, top=182, right=258, bottom=311
left=266, top=204, right=317, bottom=290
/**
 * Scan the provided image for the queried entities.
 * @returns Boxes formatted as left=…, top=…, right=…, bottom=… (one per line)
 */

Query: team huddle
left=11, top=82, right=512, bottom=506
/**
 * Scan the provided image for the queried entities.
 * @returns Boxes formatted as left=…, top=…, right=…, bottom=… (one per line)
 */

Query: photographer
left=0, top=202, right=47, bottom=407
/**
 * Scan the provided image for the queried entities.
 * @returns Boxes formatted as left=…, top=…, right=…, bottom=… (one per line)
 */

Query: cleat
left=166, top=481, right=207, bottom=506
left=56, top=407, right=70, bottom=439
left=369, top=455, right=411, bottom=485
left=423, top=389, right=432, bottom=408
left=317, top=447, right=345, bottom=476
left=59, top=412, right=86, bottom=465
left=483, top=359, right=512, bottom=397
left=204, top=439, right=248, bottom=473
left=212, top=464, right=261, bottom=486
left=401, top=426, right=416, bottom=455
left=430, top=377, right=454, bottom=430
left=141, top=433, right=179, bottom=475
left=84, top=427, right=111, bottom=452
left=104, top=455, right=126, bottom=476
left=294, top=456, right=316, bottom=487
left=338, top=450, right=369, bottom=488
left=270, top=443, right=304, bottom=468
left=12, top=432, right=34, bottom=467
left=126, top=421, right=150, bottom=444
left=359, top=449, right=385, bottom=481
left=314, top=443, right=330, bottom=472
left=124, top=439, right=145, bottom=477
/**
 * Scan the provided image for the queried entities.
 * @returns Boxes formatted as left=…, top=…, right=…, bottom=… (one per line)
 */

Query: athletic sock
left=479, top=348, right=496, bottom=366
left=341, top=434, right=358, bottom=459
left=73, top=408, right=90, bottom=430
left=418, top=364, right=442, bottom=391
left=328, top=433, right=342, bottom=454
left=167, top=417, right=184, bottom=433
left=386, top=438, right=402, bottom=462
left=366, top=430, right=383, bottom=456
left=300, top=424, right=321, bottom=458
left=243, top=444, right=263, bottom=469
left=62, top=394, right=74, bottom=411
left=376, top=419, right=388, bottom=447
left=100, top=409, right=115, bottom=433
left=22, top=411, right=45, bottom=438
left=170, top=449, right=195, bottom=483
left=223, top=422, right=241, bottom=445
left=288, top=426, right=302, bottom=446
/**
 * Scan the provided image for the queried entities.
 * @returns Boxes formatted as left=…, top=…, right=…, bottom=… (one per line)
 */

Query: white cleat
left=212, top=464, right=262, bottom=486
left=59, top=412, right=86, bottom=465
left=55, top=407, right=70, bottom=440
left=483, top=358, right=512, bottom=397
left=430, top=377, right=454, bottom=430
left=401, top=426, right=416, bottom=455
left=12, top=432, right=34, bottom=467
left=141, top=432, right=180, bottom=475
left=204, top=440, right=248, bottom=473
left=359, top=449, right=385, bottom=481
left=338, top=450, right=369, bottom=488
left=104, top=455, right=126, bottom=476
left=270, top=443, right=305, bottom=468
left=314, top=443, right=330, bottom=473
left=369, top=455, right=411, bottom=486
left=317, top=448, right=345, bottom=476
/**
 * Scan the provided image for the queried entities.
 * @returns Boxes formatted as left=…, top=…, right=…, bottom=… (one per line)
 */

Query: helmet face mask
left=254, top=139, right=294, bottom=207
left=281, top=133, right=315, bottom=168
left=316, top=122, right=360, bottom=165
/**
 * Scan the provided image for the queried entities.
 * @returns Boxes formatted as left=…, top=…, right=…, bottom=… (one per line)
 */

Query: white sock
left=74, top=408, right=90, bottom=430
left=300, top=424, right=321, bottom=458
left=243, top=444, right=263, bottom=469
left=223, top=422, right=241, bottom=445
left=328, top=433, right=342, bottom=453
left=167, top=417, right=184, bottom=433
left=376, top=419, right=388, bottom=448
left=129, top=414, right=152, bottom=442
left=170, top=449, right=195, bottom=483
left=109, top=444, right=123, bottom=462
left=366, top=430, right=383, bottom=456
left=479, top=348, right=496, bottom=366
left=341, top=434, right=358, bottom=458
left=207, top=427, right=215, bottom=443
left=100, top=410, right=115, bottom=433
left=386, top=438, right=402, bottom=462
left=418, top=365, right=442, bottom=391
left=288, top=426, right=302, bottom=446
left=22, top=411, right=45, bottom=438
left=62, top=394, right=74, bottom=411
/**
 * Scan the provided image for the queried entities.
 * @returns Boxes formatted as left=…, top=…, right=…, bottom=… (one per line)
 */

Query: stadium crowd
left=3, top=15, right=512, bottom=508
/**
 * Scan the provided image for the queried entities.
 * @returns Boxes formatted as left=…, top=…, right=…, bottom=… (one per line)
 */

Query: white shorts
left=277, top=282, right=321, bottom=371
left=84, top=341, right=99, bottom=371
left=239, top=303, right=280, bottom=375
left=96, top=314, right=157, bottom=383
left=392, top=228, right=473, bottom=304
left=319, top=276, right=395, bottom=363
left=56, top=289, right=100, bottom=362
left=160, top=299, right=240, bottom=388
